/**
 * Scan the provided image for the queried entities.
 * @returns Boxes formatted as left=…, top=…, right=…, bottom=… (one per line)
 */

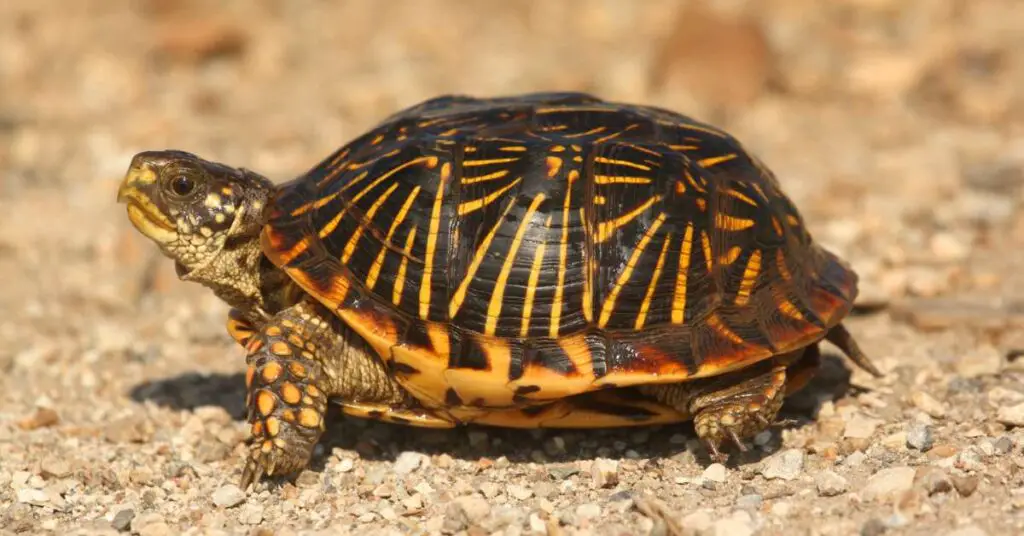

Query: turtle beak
left=118, top=154, right=179, bottom=241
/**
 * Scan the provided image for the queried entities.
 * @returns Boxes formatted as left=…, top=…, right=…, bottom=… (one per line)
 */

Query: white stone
left=211, top=484, right=246, bottom=508
left=862, top=466, right=916, bottom=502
left=702, top=463, right=728, bottom=483
left=760, top=449, right=804, bottom=481
left=393, top=451, right=423, bottom=475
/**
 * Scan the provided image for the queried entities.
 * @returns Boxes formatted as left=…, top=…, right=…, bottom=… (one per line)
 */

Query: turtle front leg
left=239, top=301, right=332, bottom=489
left=639, top=356, right=792, bottom=463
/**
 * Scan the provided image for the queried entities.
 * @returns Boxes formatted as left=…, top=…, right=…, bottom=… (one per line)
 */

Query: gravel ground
left=2, top=1, right=1024, bottom=535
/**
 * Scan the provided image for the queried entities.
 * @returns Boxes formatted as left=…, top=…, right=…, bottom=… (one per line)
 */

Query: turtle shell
left=260, top=92, right=858, bottom=417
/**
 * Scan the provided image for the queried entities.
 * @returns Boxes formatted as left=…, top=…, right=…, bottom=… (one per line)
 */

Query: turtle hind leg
left=639, top=358, right=789, bottom=463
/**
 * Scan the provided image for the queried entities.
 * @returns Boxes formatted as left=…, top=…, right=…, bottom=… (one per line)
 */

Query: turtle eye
left=169, top=174, right=196, bottom=197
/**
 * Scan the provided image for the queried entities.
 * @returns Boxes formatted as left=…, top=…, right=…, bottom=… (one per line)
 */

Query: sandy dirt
left=2, top=1, right=1024, bottom=535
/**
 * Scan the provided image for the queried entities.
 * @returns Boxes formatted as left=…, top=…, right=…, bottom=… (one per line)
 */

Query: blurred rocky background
left=1, top=1, right=1023, bottom=535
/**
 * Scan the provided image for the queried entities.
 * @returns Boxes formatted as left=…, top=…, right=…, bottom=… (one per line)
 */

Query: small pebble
left=735, top=494, right=763, bottom=510
left=952, top=474, right=980, bottom=497
left=994, top=436, right=1014, bottom=455
left=997, top=402, right=1024, bottom=427
left=860, top=518, right=887, bottom=536
left=844, top=414, right=882, bottom=439
left=211, top=484, right=246, bottom=508
left=393, top=451, right=423, bottom=475
left=760, top=449, right=804, bottom=481
left=862, top=466, right=915, bottom=502
left=508, top=484, right=533, bottom=500
left=906, top=422, right=934, bottom=451
left=916, top=467, right=953, bottom=495
left=711, top=510, right=755, bottom=536
left=548, top=465, right=580, bottom=480
left=816, top=470, right=849, bottom=496
left=575, top=503, right=601, bottom=521
left=39, top=456, right=72, bottom=479
left=591, top=458, right=619, bottom=488
left=111, top=509, right=135, bottom=532
left=239, top=503, right=264, bottom=525
left=702, top=462, right=727, bottom=483
left=335, top=458, right=354, bottom=472
left=450, top=495, right=491, bottom=525
left=910, top=391, right=947, bottom=418
left=16, top=488, right=49, bottom=506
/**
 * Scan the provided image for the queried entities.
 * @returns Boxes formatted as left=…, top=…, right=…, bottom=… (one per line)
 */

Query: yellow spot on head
left=204, top=193, right=222, bottom=208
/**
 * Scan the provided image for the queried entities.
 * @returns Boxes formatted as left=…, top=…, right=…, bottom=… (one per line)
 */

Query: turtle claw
left=727, top=429, right=749, bottom=452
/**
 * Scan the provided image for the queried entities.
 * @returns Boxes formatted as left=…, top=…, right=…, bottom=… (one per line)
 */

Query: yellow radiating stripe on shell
left=551, top=169, right=577, bottom=338
left=594, top=175, right=651, bottom=185
left=593, top=157, right=652, bottom=171
left=671, top=223, right=694, bottom=324
left=463, top=157, right=520, bottom=167
left=698, top=154, right=738, bottom=168
left=701, top=231, right=712, bottom=272
left=341, top=181, right=401, bottom=264
left=635, top=232, right=672, bottom=331
left=776, top=249, right=792, bottom=281
left=448, top=198, right=519, bottom=319
left=521, top=241, right=547, bottom=338
left=725, top=188, right=758, bottom=206
left=598, top=212, right=667, bottom=329
left=734, top=249, right=762, bottom=306
left=677, top=122, right=729, bottom=138
left=595, top=195, right=662, bottom=243
left=318, top=157, right=435, bottom=240
left=715, top=213, right=755, bottom=231
left=420, top=161, right=449, bottom=319
left=457, top=177, right=522, bottom=215
left=485, top=193, right=547, bottom=336
left=393, top=226, right=417, bottom=306
left=461, top=169, right=510, bottom=185
left=580, top=206, right=594, bottom=323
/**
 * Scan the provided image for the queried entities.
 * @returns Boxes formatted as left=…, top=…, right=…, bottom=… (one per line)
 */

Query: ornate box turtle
left=117, top=92, right=880, bottom=488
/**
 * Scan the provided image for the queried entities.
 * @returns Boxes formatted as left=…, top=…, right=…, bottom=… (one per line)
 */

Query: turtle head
left=117, top=150, right=274, bottom=274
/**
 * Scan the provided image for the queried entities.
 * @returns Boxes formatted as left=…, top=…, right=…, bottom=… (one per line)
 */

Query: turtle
left=116, top=91, right=881, bottom=489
